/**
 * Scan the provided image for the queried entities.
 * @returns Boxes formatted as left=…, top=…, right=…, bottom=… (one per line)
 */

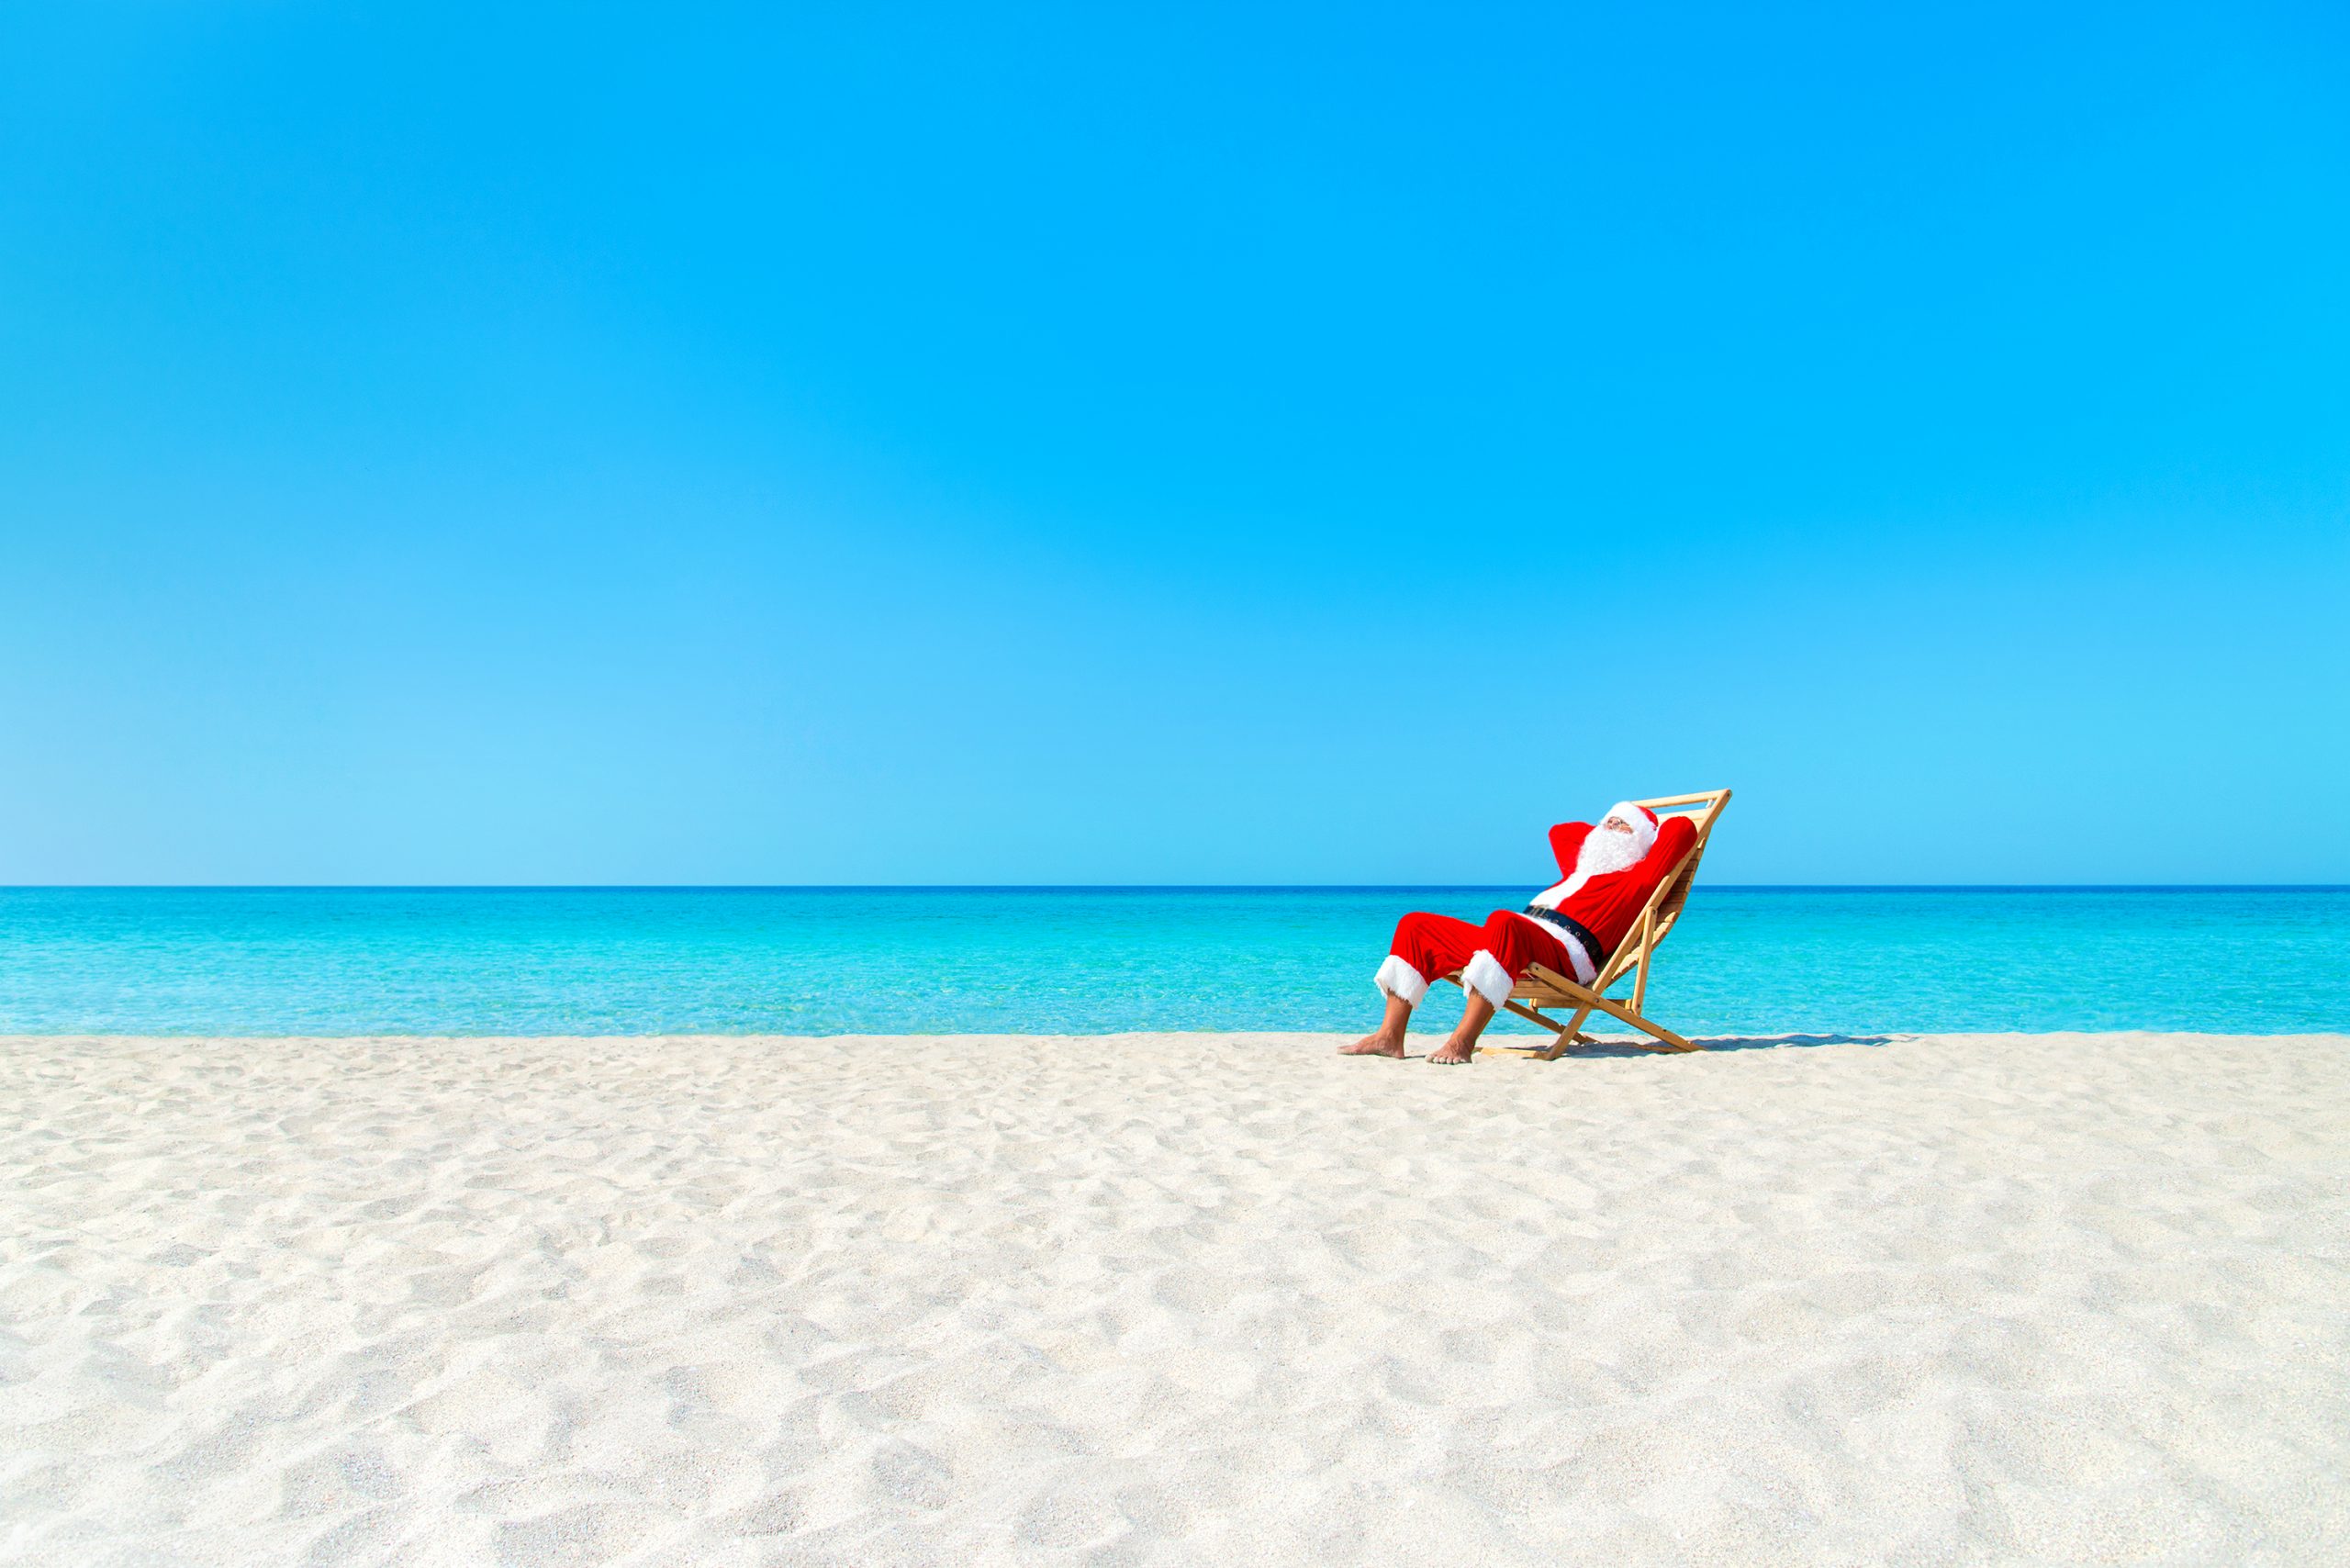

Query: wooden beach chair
left=1446, top=790, right=1732, bottom=1058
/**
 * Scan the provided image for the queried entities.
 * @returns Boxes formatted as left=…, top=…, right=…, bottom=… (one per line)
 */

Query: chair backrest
left=1592, top=789, right=1731, bottom=993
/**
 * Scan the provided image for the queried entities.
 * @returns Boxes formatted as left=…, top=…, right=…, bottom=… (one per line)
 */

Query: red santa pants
left=1373, top=909, right=1588, bottom=1011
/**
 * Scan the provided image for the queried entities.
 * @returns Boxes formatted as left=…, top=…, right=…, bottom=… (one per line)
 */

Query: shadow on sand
left=1532, top=1032, right=1898, bottom=1058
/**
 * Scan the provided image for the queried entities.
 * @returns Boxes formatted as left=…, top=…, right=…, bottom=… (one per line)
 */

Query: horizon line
left=5, top=883, right=2346, bottom=895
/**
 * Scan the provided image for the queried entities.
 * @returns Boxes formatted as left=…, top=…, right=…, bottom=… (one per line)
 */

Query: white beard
left=1536, top=828, right=1647, bottom=907
left=1574, top=827, right=1646, bottom=882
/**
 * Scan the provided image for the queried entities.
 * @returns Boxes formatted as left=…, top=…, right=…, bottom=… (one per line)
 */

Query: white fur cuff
left=1461, top=949, right=1515, bottom=1006
left=1373, top=955, right=1429, bottom=1007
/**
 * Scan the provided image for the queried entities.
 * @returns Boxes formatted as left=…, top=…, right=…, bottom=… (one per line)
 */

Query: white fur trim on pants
left=1461, top=949, right=1516, bottom=1007
left=1372, top=955, right=1429, bottom=1007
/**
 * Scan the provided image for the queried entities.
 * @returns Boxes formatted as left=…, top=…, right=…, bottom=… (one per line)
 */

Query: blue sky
left=3, top=2, right=2345, bottom=885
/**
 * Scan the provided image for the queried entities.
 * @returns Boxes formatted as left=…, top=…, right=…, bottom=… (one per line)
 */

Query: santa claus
left=1341, top=801, right=1697, bottom=1065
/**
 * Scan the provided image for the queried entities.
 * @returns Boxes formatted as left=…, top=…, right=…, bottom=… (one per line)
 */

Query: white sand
left=3, top=1031, right=2346, bottom=1566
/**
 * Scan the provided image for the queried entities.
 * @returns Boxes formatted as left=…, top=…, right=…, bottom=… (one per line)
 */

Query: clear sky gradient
left=4, top=3, right=2345, bottom=885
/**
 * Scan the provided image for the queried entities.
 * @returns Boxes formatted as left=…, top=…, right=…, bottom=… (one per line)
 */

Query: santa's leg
left=1429, top=991, right=1499, bottom=1065
left=1429, top=911, right=1556, bottom=1064
left=1340, top=991, right=1415, bottom=1057
left=1345, top=912, right=1482, bottom=1056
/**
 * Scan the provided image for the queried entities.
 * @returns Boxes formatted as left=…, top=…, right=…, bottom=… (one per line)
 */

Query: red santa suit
left=1372, top=803, right=1698, bottom=1009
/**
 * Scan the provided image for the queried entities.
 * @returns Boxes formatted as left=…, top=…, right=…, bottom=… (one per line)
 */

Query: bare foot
left=1427, top=1037, right=1476, bottom=1065
left=1339, top=1033, right=1405, bottom=1058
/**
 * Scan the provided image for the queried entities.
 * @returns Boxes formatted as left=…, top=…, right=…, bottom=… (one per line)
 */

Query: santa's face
left=1602, top=815, right=1635, bottom=834
left=1575, top=820, right=1645, bottom=878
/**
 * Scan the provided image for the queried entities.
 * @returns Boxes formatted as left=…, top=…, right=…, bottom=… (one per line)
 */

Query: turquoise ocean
left=1, top=887, right=2343, bottom=1036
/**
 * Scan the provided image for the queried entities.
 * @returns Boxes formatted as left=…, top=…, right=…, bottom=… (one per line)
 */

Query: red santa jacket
left=1540, top=816, right=1697, bottom=957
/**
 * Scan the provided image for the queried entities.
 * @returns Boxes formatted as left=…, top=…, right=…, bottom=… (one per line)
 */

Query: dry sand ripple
left=2, top=1031, right=2346, bottom=1564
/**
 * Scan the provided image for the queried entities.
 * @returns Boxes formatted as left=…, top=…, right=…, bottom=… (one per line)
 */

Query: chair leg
left=1538, top=1005, right=1595, bottom=1059
left=1502, top=1000, right=1564, bottom=1032
left=1473, top=1000, right=1565, bottom=1058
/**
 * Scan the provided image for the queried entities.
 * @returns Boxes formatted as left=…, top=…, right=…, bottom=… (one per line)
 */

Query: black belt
left=1522, top=906, right=1604, bottom=971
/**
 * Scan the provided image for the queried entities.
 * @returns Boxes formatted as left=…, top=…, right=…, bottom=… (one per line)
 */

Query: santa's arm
left=1651, top=814, right=1697, bottom=869
left=1548, top=822, right=1593, bottom=877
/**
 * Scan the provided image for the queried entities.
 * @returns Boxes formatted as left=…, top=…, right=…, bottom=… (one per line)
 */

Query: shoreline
left=5, top=1025, right=2343, bottom=1041
left=6, top=1031, right=2345, bottom=1562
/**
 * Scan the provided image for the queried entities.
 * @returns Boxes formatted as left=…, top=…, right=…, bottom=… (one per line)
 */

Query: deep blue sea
left=1, top=887, right=2344, bottom=1036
